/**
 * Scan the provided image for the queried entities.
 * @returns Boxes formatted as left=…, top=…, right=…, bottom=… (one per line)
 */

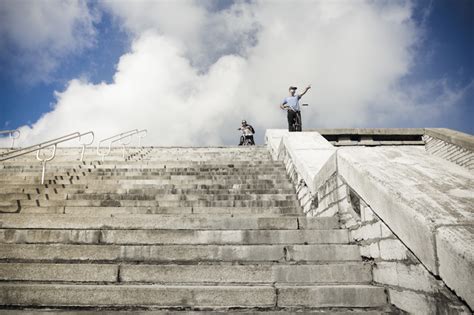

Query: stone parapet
left=423, top=128, right=473, bottom=170
left=266, top=129, right=473, bottom=312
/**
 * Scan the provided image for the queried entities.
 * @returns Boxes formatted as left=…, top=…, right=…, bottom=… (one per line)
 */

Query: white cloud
left=0, top=0, right=98, bottom=84
left=2, top=0, right=468, bottom=147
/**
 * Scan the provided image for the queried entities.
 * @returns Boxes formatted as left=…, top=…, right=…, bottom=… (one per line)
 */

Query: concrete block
left=285, top=244, right=362, bottom=262
left=389, top=289, right=435, bottom=315
left=273, top=263, right=372, bottom=283
left=315, top=203, right=339, bottom=218
left=351, top=221, right=383, bottom=241
left=278, top=285, right=387, bottom=307
left=380, top=223, right=393, bottom=238
left=361, top=205, right=376, bottom=223
left=0, top=263, right=117, bottom=282
left=373, top=262, right=438, bottom=293
left=0, top=284, right=276, bottom=307
left=121, top=264, right=273, bottom=283
left=100, top=229, right=350, bottom=245
left=360, top=242, right=380, bottom=259
left=389, top=288, right=470, bottom=315
left=436, top=225, right=474, bottom=309
left=379, top=239, right=408, bottom=260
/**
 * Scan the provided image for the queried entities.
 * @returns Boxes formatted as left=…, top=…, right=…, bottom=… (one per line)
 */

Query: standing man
left=280, top=85, right=311, bottom=131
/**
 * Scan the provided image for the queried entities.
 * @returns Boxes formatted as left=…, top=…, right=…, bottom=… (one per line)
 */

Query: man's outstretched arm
left=299, top=85, right=312, bottom=98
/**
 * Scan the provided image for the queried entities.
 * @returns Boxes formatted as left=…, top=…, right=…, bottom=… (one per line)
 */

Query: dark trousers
left=287, top=110, right=301, bottom=132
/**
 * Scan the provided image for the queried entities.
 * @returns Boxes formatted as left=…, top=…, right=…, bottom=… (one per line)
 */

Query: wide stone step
left=2, top=161, right=281, bottom=168
left=0, top=214, right=336, bottom=230
left=1, top=179, right=295, bottom=187
left=66, top=193, right=297, bottom=201
left=0, top=187, right=297, bottom=195
left=0, top=284, right=387, bottom=308
left=0, top=244, right=361, bottom=262
left=20, top=199, right=301, bottom=208
left=28, top=206, right=299, bottom=216
left=0, top=311, right=390, bottom=315
left=0, top=262, right=372, bottom=284
left=0, top=193, right=298, bottom=202
left=0, top=229, right=349, bottom=245
left=0, top=171, right=290, bottom=179
left=20, top=206, right=300, bottom=216
left=1, top=183, right=296, bottom=192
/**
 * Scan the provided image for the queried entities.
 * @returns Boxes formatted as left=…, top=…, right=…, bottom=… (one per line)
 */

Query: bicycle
left=238, top=128, right=255, bottom=146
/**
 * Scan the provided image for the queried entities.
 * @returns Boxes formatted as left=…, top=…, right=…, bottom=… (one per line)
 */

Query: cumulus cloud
left=0, top=0, right=98, bottom=84
left=2, top=0, right=468, bottom=147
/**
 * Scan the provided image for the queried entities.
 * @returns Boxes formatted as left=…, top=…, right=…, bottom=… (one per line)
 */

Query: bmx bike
left=238, top=129, right=255, bottom=146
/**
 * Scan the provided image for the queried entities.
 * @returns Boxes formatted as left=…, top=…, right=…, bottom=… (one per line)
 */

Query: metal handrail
left=97, top=129, right=147, bottom=161
left=97, top=129, right=137, bottom=161
left=0, top=131, right=94, bottom=184
left=0, top=129, right=20, bottom=149
left=0, top=132, right=81, bottom=159
left=137, top=129, right=147, bottom=147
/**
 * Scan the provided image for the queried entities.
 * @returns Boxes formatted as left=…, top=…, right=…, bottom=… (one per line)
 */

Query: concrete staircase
left=0, top=146, right=391, bottom=312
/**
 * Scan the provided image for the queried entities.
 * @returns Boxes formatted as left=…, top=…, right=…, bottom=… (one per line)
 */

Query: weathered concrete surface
left=310, top=128, right=425, bottom=136
left=267, top=129, right=473, bottom=310
left=0, top=214, right=338, bottom=230
left=0, top=284, right=276, bottom=307
left=425, top=128, right=474, bottom=151
left=337, top=145, right=473, bottom=308
left=277, top=285, right=387, bottom=307
left=436, top=226, right=474, bottom=308
left=265, top=130, right=336, bottom=193
left=0, top=263, right=117, bottom=282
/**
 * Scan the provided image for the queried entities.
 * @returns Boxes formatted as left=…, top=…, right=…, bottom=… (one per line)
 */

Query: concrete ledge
left=436, top=226, right=474, bottom=308
left=425, top=128, right=474, bottom=151
left=265, top=130, right=336, bottom=193
left=337, top=146, right=473, bottom=309
left=311, top=128, right=425, bottom=136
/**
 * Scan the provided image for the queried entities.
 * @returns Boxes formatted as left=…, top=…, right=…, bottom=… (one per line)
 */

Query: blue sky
left=0, top=0, right=472, bottom=146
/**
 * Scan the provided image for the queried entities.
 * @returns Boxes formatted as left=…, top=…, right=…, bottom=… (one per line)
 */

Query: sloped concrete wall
left=266, top=129, right=473, bottom=312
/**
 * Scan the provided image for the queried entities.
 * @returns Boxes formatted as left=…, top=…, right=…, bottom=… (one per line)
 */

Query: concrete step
left=0, top=193, right=298, bottom=202
left=0, top=229, right=349, bottom=245
left=1, top=179, right=295, bottom=186
left=0, top=244, right=361, bottom=262
left=0, top=170, right=290, bottom=178
left=2, top=160, right=281, bottom=168
left=0, top=284, right=387, bottom=308
left=0, top=311, right=391, bottom=315
left=19, top=199, right=301, bottom=208
left=3, top=183, right=296, bottom=191
left=19, top=206, right=300, bottom=216
left=66, top=193, right=298, bottom=201
left=0, top=262, right=372, bottom=284
left=0, top=187, right=297, bottom=195
left=0, top=214, right=337, bottom=230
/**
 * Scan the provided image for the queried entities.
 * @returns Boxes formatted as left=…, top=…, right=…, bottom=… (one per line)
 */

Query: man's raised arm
left=299, top=85, right=312, bottom=98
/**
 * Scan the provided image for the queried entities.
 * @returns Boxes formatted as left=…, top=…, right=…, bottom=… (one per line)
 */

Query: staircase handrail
left=97, top=129, right=148, bottom=161
left=0, top=131, right=95, bottom=184
left=0, top=132, right=80, bottom=160
left=0, top=129, right=20, bottom=149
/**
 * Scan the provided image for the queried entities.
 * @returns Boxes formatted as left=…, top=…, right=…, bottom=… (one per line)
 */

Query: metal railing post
left=0, top=129, right=21, bottom=149
left=1, top=131, right=95, bottom=184
left=36, top=145, right=56, bottom=185
left=97, top=129, right=147, bottom=161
